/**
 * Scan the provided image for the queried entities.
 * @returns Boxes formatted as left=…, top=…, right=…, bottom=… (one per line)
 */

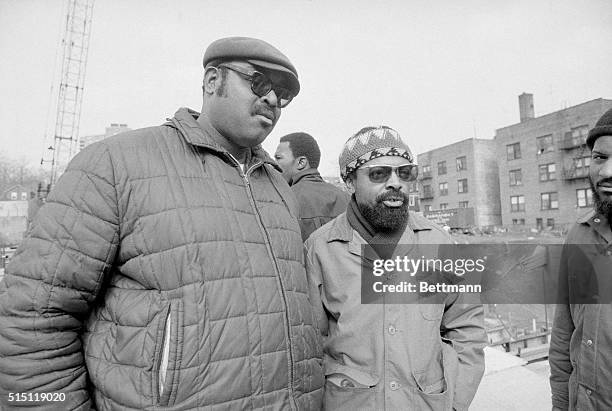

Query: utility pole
left=41, top=0, right=95, bottom=189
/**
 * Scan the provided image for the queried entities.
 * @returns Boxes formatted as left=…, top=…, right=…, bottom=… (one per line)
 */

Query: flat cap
left=203, top=37, right=300, bottom=96
left=587, top=107, right=612, bottom=149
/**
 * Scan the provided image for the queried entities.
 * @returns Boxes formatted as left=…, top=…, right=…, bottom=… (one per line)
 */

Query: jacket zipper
left=158, top=305, right=172, bottom=402
left=227, top=154, right=297, bottom=409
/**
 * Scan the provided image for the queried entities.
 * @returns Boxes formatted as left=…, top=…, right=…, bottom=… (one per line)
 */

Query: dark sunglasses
left=217, top=63, right=294, bottom=108
left=360, top=164, right=418, bottom=183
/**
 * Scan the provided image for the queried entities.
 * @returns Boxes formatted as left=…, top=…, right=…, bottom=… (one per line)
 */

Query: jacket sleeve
left=549, top=244, right=573, bottom=411
left=304, top=242, right=329, bottom=337
left=441, top=295, right=486, bottom=411
left=0, top=144, right=120, bottom=410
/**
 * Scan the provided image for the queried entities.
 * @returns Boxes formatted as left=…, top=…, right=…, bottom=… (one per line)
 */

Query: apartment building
left=417, top=138, right=501, bottom=227
left=80, top=123, right=131, bottom=150
left=495, top=95, right=612, bottom=229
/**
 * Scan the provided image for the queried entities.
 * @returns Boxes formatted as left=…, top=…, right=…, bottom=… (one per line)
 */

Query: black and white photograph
left=1, top=0, right=612, bottom=409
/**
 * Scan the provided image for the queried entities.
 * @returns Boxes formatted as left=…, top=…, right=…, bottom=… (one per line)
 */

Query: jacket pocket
left=411, top=341, right=457, bottom=411
left=155, top=301, right=184, bottom=407
left=419, top=303, right=444, bottom=320
left=323, top=362, right=379, bottom=411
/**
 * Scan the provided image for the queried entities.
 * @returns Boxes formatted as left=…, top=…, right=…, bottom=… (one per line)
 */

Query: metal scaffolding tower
left=42, top=0, right=95, bottom=187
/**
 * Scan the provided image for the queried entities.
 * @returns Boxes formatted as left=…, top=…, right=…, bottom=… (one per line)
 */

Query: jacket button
left=586, top=389, right=592, bottom=395
left=586, top=339, right=593, bottom=347
left=388, top=325, right=397, bottom=335
left=390, top=381, right=400, bottom=390
left=340, top=379, right=355, bottom=388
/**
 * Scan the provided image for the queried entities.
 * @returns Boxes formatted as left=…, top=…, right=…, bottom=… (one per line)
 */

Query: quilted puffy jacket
left=0, top=108, right=324, bottom=410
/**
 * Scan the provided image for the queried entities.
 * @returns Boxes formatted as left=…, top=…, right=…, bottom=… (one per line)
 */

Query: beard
left=590, top=177, right=612, bottom=220
left=357, top=188, right=409, bottom=232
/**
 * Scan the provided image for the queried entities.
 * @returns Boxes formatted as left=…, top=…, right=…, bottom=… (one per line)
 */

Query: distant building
left=80, top=123, right=131, bottom=150
left=0, top=200, right=28, bottom=245
left=495, top=96, right=612, bottom=229
left=1, top=185, right=31, bottom=202
left=417, top=138, right=501, bottom=228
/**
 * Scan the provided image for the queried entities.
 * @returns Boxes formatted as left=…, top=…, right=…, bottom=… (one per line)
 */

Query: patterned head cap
left=338, top=126, right=415, bottom=181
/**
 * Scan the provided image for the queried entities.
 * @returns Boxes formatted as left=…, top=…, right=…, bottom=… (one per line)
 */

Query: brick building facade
left=417, top=138, right=501, bottom=227
left=495, top=96, right=612, bottom=229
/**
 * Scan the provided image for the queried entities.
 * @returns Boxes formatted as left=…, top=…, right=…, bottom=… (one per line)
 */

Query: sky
left=1, top=0, right=611, bottom=177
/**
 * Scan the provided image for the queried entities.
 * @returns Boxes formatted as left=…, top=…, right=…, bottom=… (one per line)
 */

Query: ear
left=296, top=156, right=309, bottom=171
left=345, top=176, right=356, bottom=194
left=203, top=67, right=219, bottom=95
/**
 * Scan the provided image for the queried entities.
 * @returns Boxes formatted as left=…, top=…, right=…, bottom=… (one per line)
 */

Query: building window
left=439, top=182, right=448, bottom=196
left=459, top=201, right=469, bottom=208
left=424, top=205, right=432, bottom=212
left=577, top=188, right=593, bottom=207
left=457, top=179, right=468, bottom=193
left=573, top=156, right=591, bottom=177
left=570, top=125, right=589, bottom=143
left=510, top=195, right=525, bottom=212
left=507, top=143, right=521, bottom=160
left=456, top=156, right=467, bottom=171
left=21, top=192, right=28, bottom=200
left=541, top=192, right=559, bottom=210
left=422, top=185, right=433, bottom=198
left=421, top=164, right=431, bottom=178
left=539, top=163, right=556, bottom=181
left=536, top=134, right=554, bottom=155
left=512, top=218, right=525, bottom=225
left=536, top=218, right=543, bottom=230
left=10, top=192, right=17, bottom=200
left=408, top=182, right=418, bottom=192
left=547, top=218, right=555, bottom=228
left=437, top=161, right=447, bottom=175
left=439, top=203, right=448, bottom=210
left=509, top=169, right=522, bottom=186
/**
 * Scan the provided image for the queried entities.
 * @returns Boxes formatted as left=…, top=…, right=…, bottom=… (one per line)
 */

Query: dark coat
left=290, top=169, right=349, bottom=241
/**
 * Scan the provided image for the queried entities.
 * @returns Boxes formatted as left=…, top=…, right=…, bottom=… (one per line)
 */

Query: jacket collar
left=290, top=168, right=323, bottom=186
left=168, top=107, right=281, bottom=172
left=577, top=208, right=612, bottom=244
left=326, top=210, right=432, bottom=256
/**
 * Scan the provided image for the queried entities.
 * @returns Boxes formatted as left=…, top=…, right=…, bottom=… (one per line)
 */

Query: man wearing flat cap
left=305, top=126, right=486, bottom=410
left=550, top=107, right=612, bottom=411
left=0, top=37, right=323, bottom=410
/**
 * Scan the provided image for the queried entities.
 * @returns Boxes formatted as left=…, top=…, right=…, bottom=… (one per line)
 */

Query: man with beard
left=305, top=126, right=486, bottom=411
left=550, top=107, right=612, bottom=411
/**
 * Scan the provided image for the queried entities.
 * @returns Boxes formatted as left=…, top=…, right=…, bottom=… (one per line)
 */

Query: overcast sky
left=1, top=0, right=611, bottom=176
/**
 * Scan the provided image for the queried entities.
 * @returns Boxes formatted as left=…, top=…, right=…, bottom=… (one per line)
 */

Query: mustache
left=253, top=104, right=277, bottom=121
left=376, top=189, right=408, bottom=203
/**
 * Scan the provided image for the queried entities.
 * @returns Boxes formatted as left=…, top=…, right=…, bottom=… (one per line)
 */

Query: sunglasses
left=359, top=164, right=418, bottom=183
left=217, top=63, right=295, bottom=108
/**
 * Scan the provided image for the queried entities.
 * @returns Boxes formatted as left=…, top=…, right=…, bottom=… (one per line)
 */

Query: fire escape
left=559, top=128, right=590, bottom=181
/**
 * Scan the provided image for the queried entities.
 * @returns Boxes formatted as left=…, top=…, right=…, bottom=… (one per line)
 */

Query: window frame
left=538, top=163, right=556, bottom=182
left=507, top=143, right=521, bottom=160
left=540, top=192, right=559, bottom=210
left=510, top=195, right=525, bottom=212
left=509, top=169, right=522, bottom=186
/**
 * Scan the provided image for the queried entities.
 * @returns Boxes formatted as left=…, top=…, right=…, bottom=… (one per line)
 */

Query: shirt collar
left=290, top=168, right=322, bottom=186
left=326, top=211, right=431, bottom=244
left=578, top=209, right=612, bottom=244
left=168, top=107, right=280, bottom=172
